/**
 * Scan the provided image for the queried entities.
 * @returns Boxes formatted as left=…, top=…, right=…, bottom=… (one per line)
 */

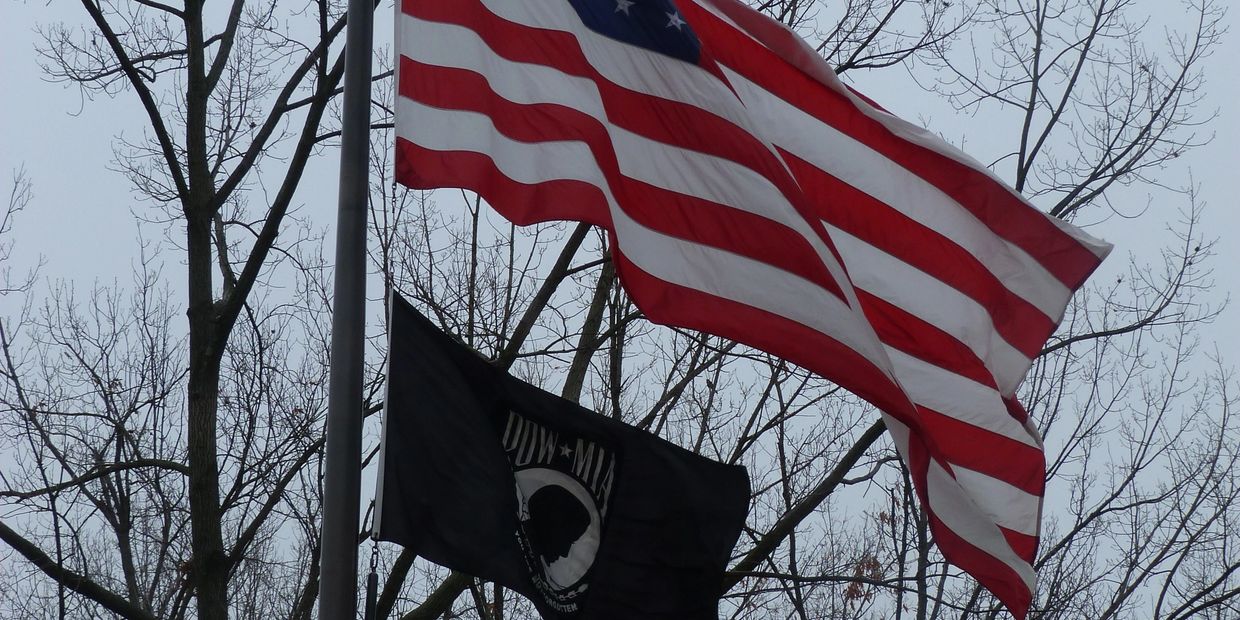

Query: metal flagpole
left=319, top=0, right=374, bottom=614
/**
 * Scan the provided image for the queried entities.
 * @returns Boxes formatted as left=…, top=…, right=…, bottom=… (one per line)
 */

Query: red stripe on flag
left=619, top=179, right=847, bottom=297
left=929, top=512, right=1034, bottom=618
left=784, top=151, right=1058, bottom=357
left=900, top=433, right=1036, bottom=619
left=401, top=128, right=915, bottom=419
left=397, top=139, right=907, bottom=418
left=612, top=249, right=916, bottom=419
left=396, top=138, right=612, bottom=229
left=1001, top=527, right=1040, bottom=566
left=399, top=58, right=849, bottom=301
left=856, top=292, right=1004, bottom=389
left=916, top=407, right=1045, bottom=496
left=685, top=1, right=1103, bottom=289
left=405, top=0, right=777, bottom=175
left=402, top=0, right=845, bottom=274
left=1003, top=396, right=1032, bottom=426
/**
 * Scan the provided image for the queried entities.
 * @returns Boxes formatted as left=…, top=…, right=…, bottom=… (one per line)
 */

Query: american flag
left=393, top=0, right=1111, bottom=616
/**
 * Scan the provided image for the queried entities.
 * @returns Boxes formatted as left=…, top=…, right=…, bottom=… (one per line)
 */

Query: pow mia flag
left=374, top=293, right=750, bottom=619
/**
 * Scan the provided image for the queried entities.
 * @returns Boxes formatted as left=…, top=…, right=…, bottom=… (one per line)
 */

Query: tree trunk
left=186, top=210, right=228, bottom=620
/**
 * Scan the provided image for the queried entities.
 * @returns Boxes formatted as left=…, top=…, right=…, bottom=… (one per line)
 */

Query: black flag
left=375, top=293, right=750, bottom=619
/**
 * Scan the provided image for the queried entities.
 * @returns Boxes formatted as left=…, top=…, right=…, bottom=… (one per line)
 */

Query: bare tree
left=2, top=0, right=355, bottom=618
left=1, top=0, right=1234, bottom=619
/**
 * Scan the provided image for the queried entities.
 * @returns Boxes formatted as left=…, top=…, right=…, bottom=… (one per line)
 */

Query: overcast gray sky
left=1, top=0, right=1235, bottom=354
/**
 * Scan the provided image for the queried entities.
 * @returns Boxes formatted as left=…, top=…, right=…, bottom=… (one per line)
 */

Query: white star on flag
left=615, top=0, right=634, bottom=15
left=666, top=11, right=685, bottom=29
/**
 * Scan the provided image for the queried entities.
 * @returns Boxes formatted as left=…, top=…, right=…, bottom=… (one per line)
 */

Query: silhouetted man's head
left=524, top=485, right=591, bottom=564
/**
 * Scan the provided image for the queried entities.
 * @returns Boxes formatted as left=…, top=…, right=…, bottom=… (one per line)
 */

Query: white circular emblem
left=513, top=467, right=602, bottom=590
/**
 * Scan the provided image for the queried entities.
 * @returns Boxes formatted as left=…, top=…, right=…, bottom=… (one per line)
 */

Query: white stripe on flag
left=720, top=67, right=1074, bottom=324
left=396, top=97, right=892, bottom=368
left=827, top=224, right=1034, bottom=394
left=952, top=465, right=1042, bottom=537
left=885, top=348, right=1039, bottom=448
left=398, top=15, right=607, bottom=118
left=399, top=13, right=860, bottom=322
left=884, top=417, right=1038, bottom=593
left=477, top=0, right=755, bottom=133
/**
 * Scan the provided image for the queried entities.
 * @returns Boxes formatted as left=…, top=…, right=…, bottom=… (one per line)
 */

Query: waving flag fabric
left=392, top=0, right=1111, bottom=616
left=377, top=293, right=749, bottom=619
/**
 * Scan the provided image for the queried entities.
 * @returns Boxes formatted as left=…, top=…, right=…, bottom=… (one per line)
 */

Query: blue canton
left=566, top=0, right=701, bottom=64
